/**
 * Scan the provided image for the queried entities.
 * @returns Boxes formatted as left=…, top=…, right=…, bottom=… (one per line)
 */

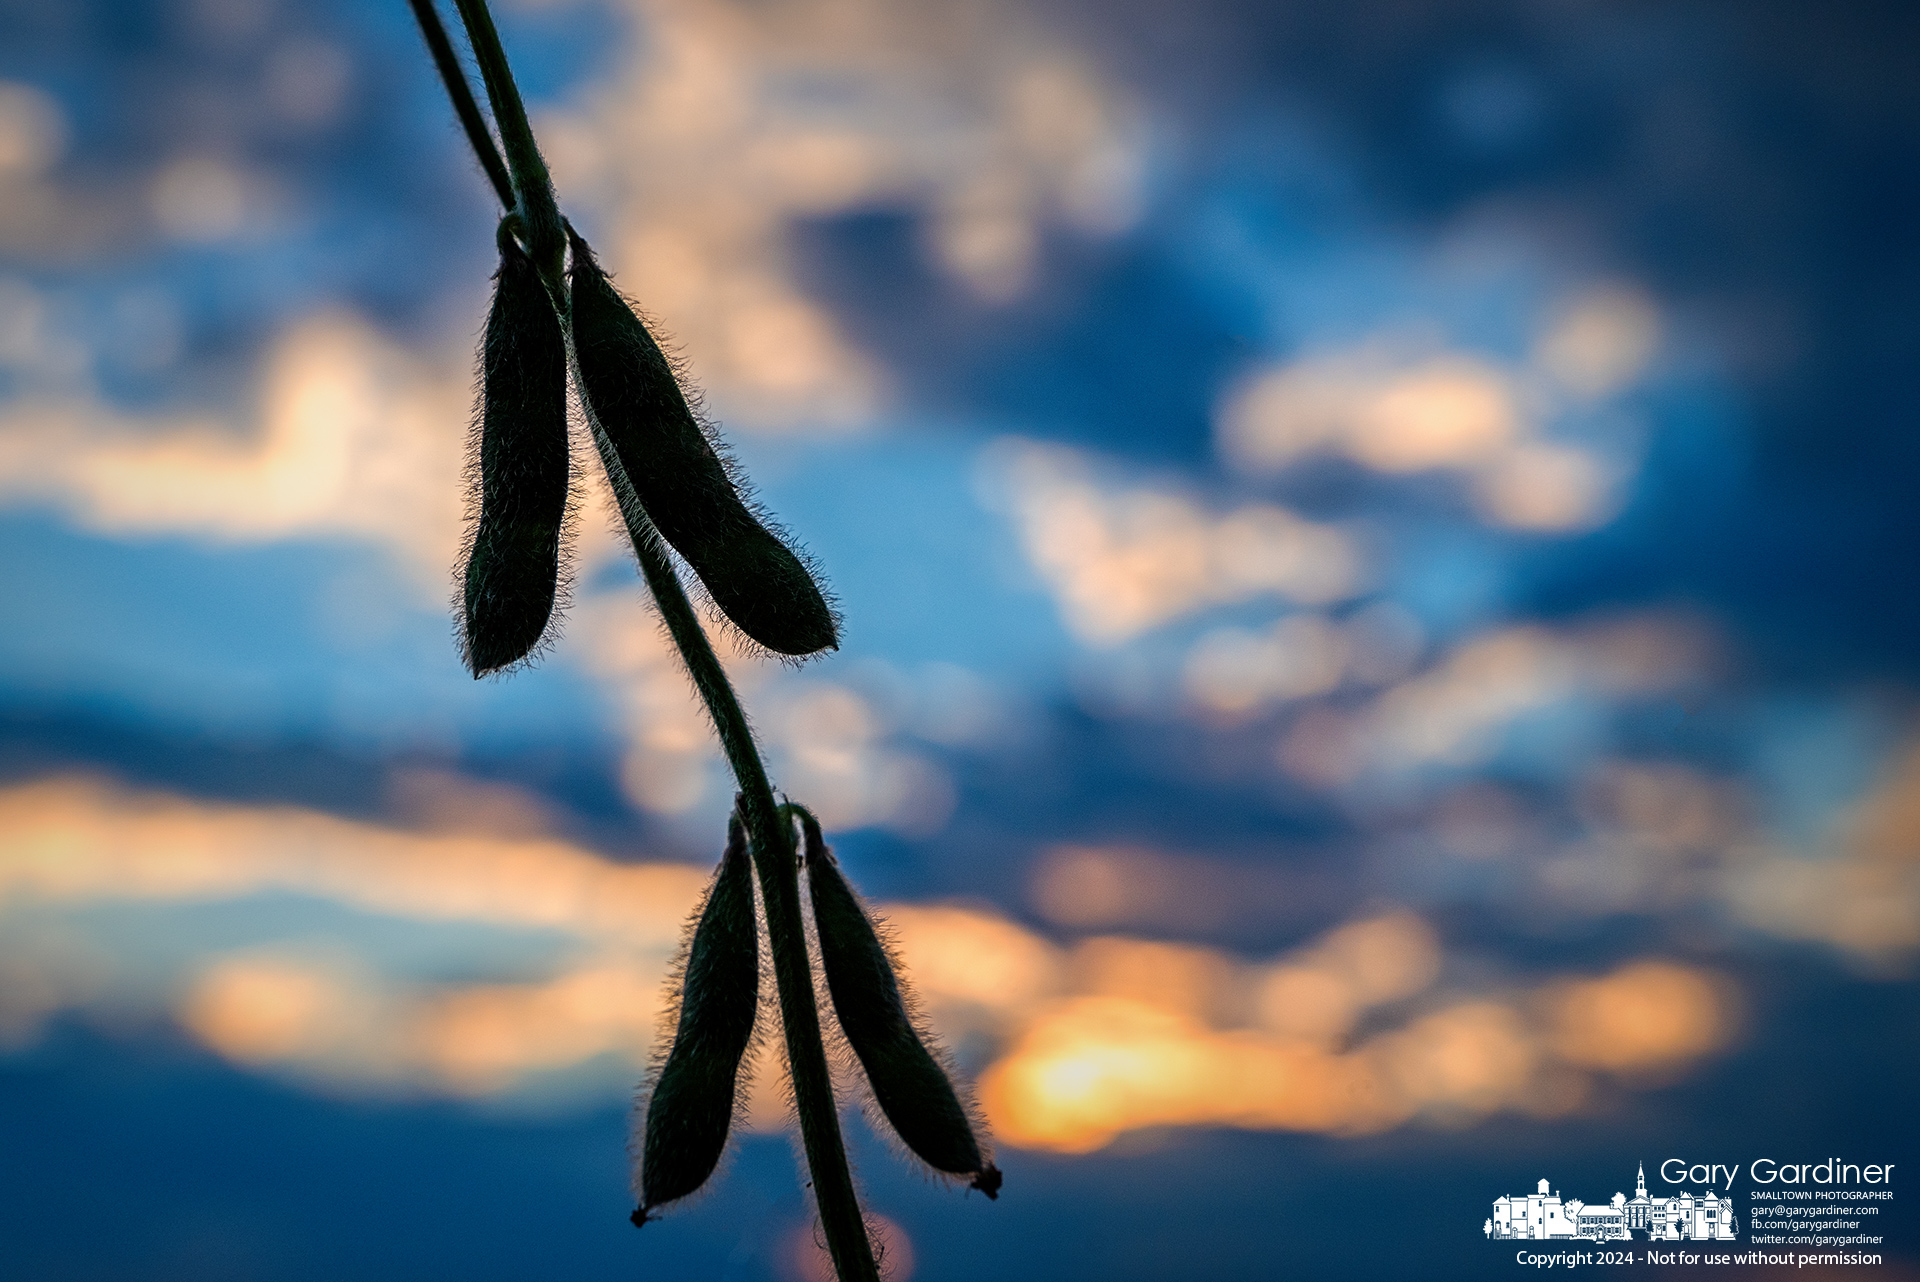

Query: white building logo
left=1486, top=1164, right=1739, bottom=1241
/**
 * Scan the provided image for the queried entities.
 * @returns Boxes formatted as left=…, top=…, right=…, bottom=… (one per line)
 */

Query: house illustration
left=1487, top=1164, right=1737, bottom=1241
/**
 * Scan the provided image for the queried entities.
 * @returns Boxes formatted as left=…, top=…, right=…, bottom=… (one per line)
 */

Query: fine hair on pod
left=633, top=808, right=764, bottom=1223
left=565, top=225, right=839, bottom=659
left=793, top=803, right=1001, bottom=1199
left=457, top=215, right=576, bottom=677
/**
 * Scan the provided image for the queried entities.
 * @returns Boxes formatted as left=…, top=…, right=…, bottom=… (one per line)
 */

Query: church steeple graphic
left=1636, top=1163, right=1648, bottom=1198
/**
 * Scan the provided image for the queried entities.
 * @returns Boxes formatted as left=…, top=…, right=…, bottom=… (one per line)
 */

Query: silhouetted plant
left=459, top=216, right=571, bottom=677
left=795, top=804, right=1001, bottom=1198
left=636, top=809, right=760, bottom=1219
left=406, top=3, right=997, bottom=1277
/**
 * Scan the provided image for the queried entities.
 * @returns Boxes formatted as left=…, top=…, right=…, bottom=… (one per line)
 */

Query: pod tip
left=970, top=1165, right=1003, bottom=1200
left=630, top=1205, right=652, bottom=1228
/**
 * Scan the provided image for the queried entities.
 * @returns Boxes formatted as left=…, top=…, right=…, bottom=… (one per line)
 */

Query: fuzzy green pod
left=459, top=218, right=572, bottom=677
left=634, top=811, right=762, bottom=1224
left=565, top=227, right=838, bottom=658
left=797, top=806, right=1001, bottom=1198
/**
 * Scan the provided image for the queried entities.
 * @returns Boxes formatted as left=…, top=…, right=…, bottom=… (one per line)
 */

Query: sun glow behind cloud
left=0, top=773, right=1819, bottom=1152
left=0, top=6, right=1912, bottom=1256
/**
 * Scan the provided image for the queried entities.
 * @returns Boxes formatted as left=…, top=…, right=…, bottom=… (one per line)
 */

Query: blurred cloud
left=1182, top=612, right=1348, bottom=717
left=1723, top=734, right=1920, bottom=968
left=978, top=925, right=1734, bottom=1153
left=1543, top=962, right=1735, bottom=1077
left=0, top=772, right=700, bottom=1097
left=534, top=0, right=1148, bottom=428
left=0, top=81, right=68, bottom=178
left=571, top=594, right=957, bottom=833
left=787, top=1213, right=914, bottom=1282
left=885, top=903, right=1063, bottom=1019
left=177, top=951, right=667, bottom=1098
left=1252, top=912, right=1440, bottom=1042
left=0, top=275, right=88, bottom=391
left=149, top=157, right=259, bottom=243
left=1278, top=612, right=1713, bottom=787
left=982, top=437, right=1363, bottom=643
left=1216, top=284, right=1658, bottom=533
left=1030, top=843, right=1313, bottom=937
left=1, top=1, right=1918, bottom=1256
left=0, top=775, right=1747, bottom=1144
left=1180, top=601, right=1426, bottom=721
left=0, top=774, right=705, bottom=942
left=1235, top=354, right=1525, bottom=476
left=1533, top=286, right=1661, bottom=401
left=261, top=38, right=353, bottom=129
left=0, top=313, right=469, bottom=590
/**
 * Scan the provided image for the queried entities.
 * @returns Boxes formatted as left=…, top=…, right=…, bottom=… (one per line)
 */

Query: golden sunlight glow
left=1304, top=912, right=1443, bottom=1006
left=0, top=776, right=1745, bottom=1137
left=976, top=906, right=1726, bottom=1151
left=1546, top=962, right=1733, bottom=1074
left=0, top=775, right=707, bottom=944
left=1369, top=1002, right=1539, bottom=1116
left=183, top=956, right=364, bottom=1065
left=1252, top=912, right=1441, bottom=1042
left=1074, top=937, right=1237, bottom=1022
left=883, top=904, right=1062, bottom=1015
left=412, top=965, right=664, bottom=1096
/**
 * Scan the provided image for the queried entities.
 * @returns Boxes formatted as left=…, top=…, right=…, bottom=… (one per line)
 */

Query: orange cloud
left=0, top=775, right=1741, bottom=1136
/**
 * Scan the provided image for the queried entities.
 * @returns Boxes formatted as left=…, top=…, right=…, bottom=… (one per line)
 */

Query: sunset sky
left=1, top=0, right=1917, bottom=1277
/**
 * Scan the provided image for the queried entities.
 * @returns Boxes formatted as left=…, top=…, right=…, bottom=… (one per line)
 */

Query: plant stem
left=450, top=0, right=566, bottom=289
left=406, top=0, right=514, bottom=209
left=623, top=518, right=882, bottom=1282
left=414, top=13, right=879, bottom=1278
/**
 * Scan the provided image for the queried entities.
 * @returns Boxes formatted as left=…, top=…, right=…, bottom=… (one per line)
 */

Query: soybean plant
left=405, top=3, right=998, bottom=1278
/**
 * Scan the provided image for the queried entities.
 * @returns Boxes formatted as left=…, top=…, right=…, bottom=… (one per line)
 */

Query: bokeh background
left=2, top=0, right=1918, bottom=1277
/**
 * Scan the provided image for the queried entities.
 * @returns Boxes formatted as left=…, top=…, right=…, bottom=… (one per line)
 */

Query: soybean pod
left=566, top=227, right=838, bottom=658
left=459, top=217, right=571, bottom=677
left=635, top=810, right=762, bottom=1223
left=796, top=805, right=1001, bottom=1198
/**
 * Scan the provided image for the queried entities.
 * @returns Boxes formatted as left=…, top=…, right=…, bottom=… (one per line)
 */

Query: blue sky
left=2, top=0, right=1918, bottom=1277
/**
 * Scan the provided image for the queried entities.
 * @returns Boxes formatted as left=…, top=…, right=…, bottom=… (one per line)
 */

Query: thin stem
left=415, top=12, right=878, bottom=1277
left=406, top=0, right=514, bottom=209
left=451, top=0, right=566, bottom=288
left=624, top=518, right=881, bottom=1282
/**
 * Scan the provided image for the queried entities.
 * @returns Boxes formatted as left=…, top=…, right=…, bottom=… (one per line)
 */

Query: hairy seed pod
left=634, top=811, right=761, bottom=1224
left=459, top=218, right=572, bottom=677
left=565, top=227, right=838, bottom=658
left=796, top=805, right=1001, bottom=1198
